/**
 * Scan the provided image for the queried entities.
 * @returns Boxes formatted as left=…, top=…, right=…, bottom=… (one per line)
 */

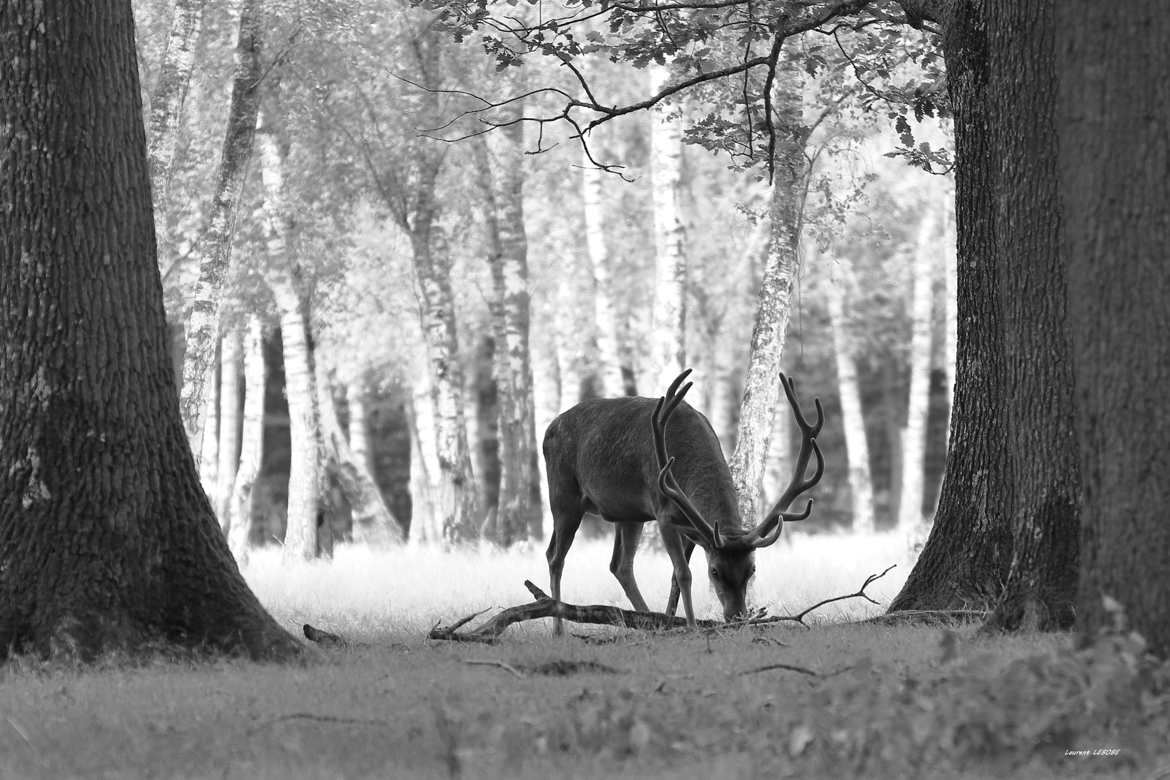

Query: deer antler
left=651, top=369, right=723, bottom=548
left=744, top=372, right=825, bottom=548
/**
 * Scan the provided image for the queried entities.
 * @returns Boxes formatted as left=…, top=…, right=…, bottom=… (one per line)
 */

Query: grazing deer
left=542, top=368, right=824, bottom=633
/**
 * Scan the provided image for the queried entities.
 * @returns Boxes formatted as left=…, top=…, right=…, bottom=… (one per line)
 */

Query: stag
left=542, top=369, right=824, bottom=633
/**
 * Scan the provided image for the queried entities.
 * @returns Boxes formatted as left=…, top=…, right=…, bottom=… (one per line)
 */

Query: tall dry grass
left=243, top=530, right=917, bottom=639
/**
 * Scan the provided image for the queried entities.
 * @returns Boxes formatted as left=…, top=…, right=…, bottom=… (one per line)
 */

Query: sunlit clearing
left=242, top=530, right=917, bottom=640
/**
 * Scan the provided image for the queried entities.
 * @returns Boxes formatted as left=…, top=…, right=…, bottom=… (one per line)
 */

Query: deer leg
left=660, top=525, right=696, bottom=626
left=545, top=498, right=584, bottom=636
left=608, top=520, right=649, bottom=612
left=665, top=539, right=695, bottom=617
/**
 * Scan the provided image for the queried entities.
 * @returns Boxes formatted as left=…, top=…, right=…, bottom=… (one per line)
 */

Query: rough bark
left=0, top=0, right=297, bottom=660
left=215, top=327, right=243, bottom=532
left=728, top=69, right=805, bottom=526
left=1057, top=0, right=1170, bottom=654
left=976, top=0, right=1080, bottom=633
left=178, top=0, right=262, bottom=461
left=197, top=360, right=219, bottom=496
left=942, top=214, right=958, bottom=438
left=146, top=0, right=207, bottom=219
left=316, top=364, right=405, bottom=545
left=227, top=316, right=265, bottom=561
left=257, top=120, right=322, bottom=561
left=472, top=334, right=502, bottom=524
left=825, top=250, right=876, bottom=535
left=897, top=209, right=938, bottom=533
left=890, top=1, right=1015, bottom=612
left=582, top=146, right=626, bottom=398
left=645, top=64, right=689, bottom=395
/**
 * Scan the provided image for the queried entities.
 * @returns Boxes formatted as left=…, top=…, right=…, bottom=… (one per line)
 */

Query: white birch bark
left=147, top=0, right=207, bottom=233
left=582, top=146, right=625, bottom=398
left=897, top=209, right=939, bottom=533
left=258, top=120, right=321, bottom=561
left=178, top=0, right=262, bottom=461
left=555, top=270, right=583, bottom=412
left=407, top=369, right=441, bottom=546
left=197, top=362, right=218, bottom=498
left=228, top=315, right=265, bottom=561
left=347, top=378, right=371, bottom=471
left=825, top=250, right=876, bottom=534
left=645, top=64, right=688, bottom=395
left=215, top=327, right=243, bottom=532
left=316, top=365, right=404, bottom=545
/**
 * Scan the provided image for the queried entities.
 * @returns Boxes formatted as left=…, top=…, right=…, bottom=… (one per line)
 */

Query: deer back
left=543, top=396, right=740, bottom=530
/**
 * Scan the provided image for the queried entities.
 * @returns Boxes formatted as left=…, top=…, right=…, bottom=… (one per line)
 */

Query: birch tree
left=227, top=316, right=265, bottom=561
left=644, top=64, right=688, bottom=395
left=897, top=209, right=938, bottom=533
left=178, top=0, right=262, bottom=461
left=215, top=327, right=243, bottom=532
left=257, top=117, right=323, bottom=561
left=824, top=248, right=875, bottom=534
left=582, top=146, right=626, bottom=398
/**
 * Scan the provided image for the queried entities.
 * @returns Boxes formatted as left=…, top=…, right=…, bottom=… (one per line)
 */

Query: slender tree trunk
left=407, top=374, right=440, bottom=545
left=825, top=250, right=876, bottom=535
left=890, top=3, right=1016, bottom=612
left=178, top=0, right=262, bottom=461
left=146, top=0, right=207, bottom=220
left=227, top=316, right=265, bottom=562
left=0, top=0, right=296, bottom=660
left=215, top=327, right=243, bottom=532
left=583, top=146, right=625, bottom=398
left=478, top=114, right=542, bottom=546
left=198, top=361, right=219, bottom=497
left=645, top=64, right=688, bottom=395
left=346, top=378, right=371, bottom=473
left=316, top=363, right=405, bottom=545
left=555, top=270, right=584, bottom=412
left=728, top=71, right=806, bottom=526
left=472, top=334, right=501, bottom=531
left=1056, top=0, right=1168, bottom=651
left=897, top=209, right=938, bottom=533
left=257, top=121, right=321, bottom=561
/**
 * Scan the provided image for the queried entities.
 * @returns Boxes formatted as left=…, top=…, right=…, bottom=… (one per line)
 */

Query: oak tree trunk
left=890, top=3, right=1015, bottom=612
left=1057, top=0, right=1170, bottom=654
left=0, top=0, right=296, bottom=660
left=178, top=0, right=262, bottom=461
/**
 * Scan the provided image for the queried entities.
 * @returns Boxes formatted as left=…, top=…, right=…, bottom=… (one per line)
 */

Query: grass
left=1, top=532, right=1166, bottom=779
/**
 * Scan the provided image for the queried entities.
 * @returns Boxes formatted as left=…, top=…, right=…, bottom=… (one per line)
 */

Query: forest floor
left=1, top=533, right=1166, bottom=779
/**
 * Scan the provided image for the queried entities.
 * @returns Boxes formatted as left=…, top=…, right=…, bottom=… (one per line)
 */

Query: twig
left=738, top=662, right=819, bottom=677
left=465, top=659, right=526, bottom=679
left=751, top=564, right=897, bottom=627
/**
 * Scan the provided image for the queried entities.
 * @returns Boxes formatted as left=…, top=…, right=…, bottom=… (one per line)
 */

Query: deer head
left=652, top=369, right=824, bottom=620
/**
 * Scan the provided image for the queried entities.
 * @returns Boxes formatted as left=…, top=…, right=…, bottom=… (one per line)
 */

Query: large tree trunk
left=0, top=0, right=296, bottom=660
left=177, top=0, right=262, bottom=460
left=978, top=0, right=1080, bottom=632
left=146, top=0, right=207, bottom=220
left=257, top=121, right=322, bottom=561
left=825, top=249, right=876, bottom=535
left=197, top=360, right=219, bottom=496
left=644, top=64, right=688, bottom=395
left=227, top=316, right=265, bottom=562
left=890, top=3, right=1015, bottom=612
left=582, top=147, right=626, bottom=399
left=480, top=116, right=542, bottom=546
left=1057, top=0, right=1170, bottom=654
left=215, top=327, right=243, bottom=532
left=896, top=210, right=938, bottom=533
left=728, top=71, right=805, bottom=526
